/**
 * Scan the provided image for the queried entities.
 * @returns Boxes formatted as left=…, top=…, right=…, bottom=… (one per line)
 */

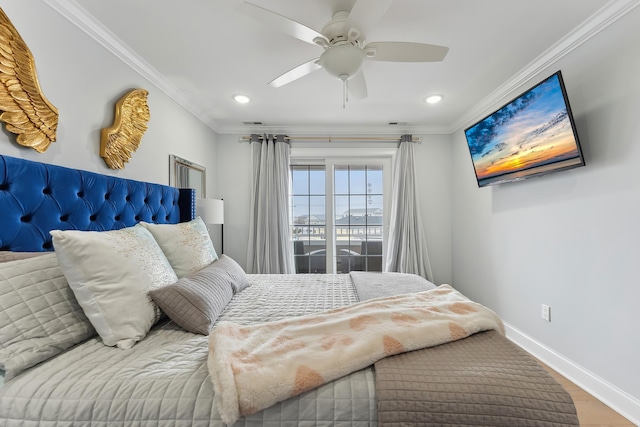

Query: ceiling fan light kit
left=240, top=0, right=449, bottom=106
left=318, top=44, right=365, bottom=80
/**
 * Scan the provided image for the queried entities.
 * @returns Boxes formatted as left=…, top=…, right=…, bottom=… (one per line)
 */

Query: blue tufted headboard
left=0, top=154, right=196, bottom=252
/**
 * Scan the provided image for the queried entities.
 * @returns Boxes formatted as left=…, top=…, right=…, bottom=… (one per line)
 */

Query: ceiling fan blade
left=268, top=58, right=322, bottom=88
left=348, top=70, right=368, bottom=100
left=239, top=2, right=328, bottom=46
left=346, top=0, right=394, bottom=39
left=365, top=41, right=449, bottom=62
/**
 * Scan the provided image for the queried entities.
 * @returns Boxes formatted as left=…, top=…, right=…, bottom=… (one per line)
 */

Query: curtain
left=385, top=134, right=434, bottom=281
left=246, top=134, right=295, bottom=274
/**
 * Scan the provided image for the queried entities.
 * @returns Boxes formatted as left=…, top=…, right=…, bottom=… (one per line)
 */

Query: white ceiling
left=51, top=0, right=632, bottom=135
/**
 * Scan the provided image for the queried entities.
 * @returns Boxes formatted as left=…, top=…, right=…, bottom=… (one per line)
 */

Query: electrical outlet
left=541, top=304, right=551, bottom=322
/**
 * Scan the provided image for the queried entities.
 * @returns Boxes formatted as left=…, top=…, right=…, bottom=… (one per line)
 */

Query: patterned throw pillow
left=0, top=253, right=95, bottom=380
left=140, top=217, right=218, bottom=278
left=50, top=225, right=178, bottom=349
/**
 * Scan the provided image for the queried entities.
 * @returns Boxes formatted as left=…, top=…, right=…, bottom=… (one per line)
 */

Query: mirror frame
left=169, top=154, right=206, bottom=198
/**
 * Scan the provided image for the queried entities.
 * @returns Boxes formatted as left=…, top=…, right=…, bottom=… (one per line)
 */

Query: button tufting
left=90, top=214, right=97, bottom=221
left=115, top=215, right=121, bottom=221
left=60, top=214, right=69, bottom=222
left=21, top=214, right=32, bottom=222
left=77, top=191, right=84, bottom=197
left=42, top=187, right=52, bottom=195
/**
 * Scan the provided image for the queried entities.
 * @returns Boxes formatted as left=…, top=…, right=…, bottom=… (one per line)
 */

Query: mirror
left=169, top=154, right=206, bottom=197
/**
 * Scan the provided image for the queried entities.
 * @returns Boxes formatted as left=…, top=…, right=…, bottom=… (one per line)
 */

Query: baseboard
left=504, top=322, right=640, bottom=425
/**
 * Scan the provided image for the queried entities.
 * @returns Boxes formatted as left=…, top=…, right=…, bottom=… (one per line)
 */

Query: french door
left=291, top=158, right=389, bottom=274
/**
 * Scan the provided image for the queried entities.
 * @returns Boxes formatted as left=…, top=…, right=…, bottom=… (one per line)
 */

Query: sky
left=464, top=73, right=581, bottom=180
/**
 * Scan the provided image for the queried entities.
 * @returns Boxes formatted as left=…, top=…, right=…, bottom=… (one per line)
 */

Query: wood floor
left=536, top=361, right=635, bottom=426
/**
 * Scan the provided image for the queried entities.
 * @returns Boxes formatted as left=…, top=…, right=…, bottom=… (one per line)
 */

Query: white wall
left=0, top=2, right=218, bottom=193
left=452, top=5, right=640, bottom=420
left=215, top=134, right=453, bottom=284
left=413, top=134, right=453, bottom=285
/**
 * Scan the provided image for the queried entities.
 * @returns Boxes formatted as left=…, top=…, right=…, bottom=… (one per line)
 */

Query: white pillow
left=50, top=225, right=178, bottom=349
left=139, top=217, right=218, bottom=278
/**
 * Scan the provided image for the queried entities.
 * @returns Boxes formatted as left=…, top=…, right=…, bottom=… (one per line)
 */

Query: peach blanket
left=207, top=285, right=504, bottom=425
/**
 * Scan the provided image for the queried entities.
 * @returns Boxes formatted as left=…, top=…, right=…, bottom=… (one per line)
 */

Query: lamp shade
left=196, top=198, right=224, bottom=224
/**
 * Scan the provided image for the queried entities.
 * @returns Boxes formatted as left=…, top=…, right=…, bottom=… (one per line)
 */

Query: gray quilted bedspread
left=375, top=330, right=579, bottom=426
left=0, top=274, right=377, bottom=427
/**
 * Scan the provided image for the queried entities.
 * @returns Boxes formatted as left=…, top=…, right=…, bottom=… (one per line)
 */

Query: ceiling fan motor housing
left=321, top=11, right=352, bottom=44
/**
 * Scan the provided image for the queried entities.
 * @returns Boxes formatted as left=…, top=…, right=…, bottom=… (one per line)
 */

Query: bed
left=0, top=154, right=579, bottom=426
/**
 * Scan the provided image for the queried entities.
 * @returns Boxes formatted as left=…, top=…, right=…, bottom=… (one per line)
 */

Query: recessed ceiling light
left=426, top=95, right=443, bottom=104
left=233, top=94, right=250, bottom=104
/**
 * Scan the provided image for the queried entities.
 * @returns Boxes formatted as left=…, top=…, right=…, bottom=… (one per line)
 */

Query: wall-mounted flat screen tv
left=464, top=71, right=585, bottom=187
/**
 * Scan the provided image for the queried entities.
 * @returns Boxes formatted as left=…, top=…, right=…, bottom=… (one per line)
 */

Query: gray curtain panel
left=246, top=134, right=295, bottom=274
left=385, top=134, right=434, bottom=280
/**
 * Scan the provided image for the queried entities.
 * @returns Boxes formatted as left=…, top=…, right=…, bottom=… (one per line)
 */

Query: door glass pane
left=309, top=166, right=325, bottom=195
left=349, top=195, right=366, bottom=219
left=334, top=195, right=349, bottom=223
left=366, top=166, right=383, bottom=194
left=349, top=165, right=366, bottom=194
left=291, top=166, right=309, bottom=195
left=334, top=166, right=349, bottom=195
left=292, top=195, right=309, bottom=225
left=309, top=196, right=325, bottom=224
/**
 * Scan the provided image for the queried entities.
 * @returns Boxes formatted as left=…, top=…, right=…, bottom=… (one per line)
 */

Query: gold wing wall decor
left=100, top=89, right=150, bottom=169
left=0, top=8, right=59, bottom=153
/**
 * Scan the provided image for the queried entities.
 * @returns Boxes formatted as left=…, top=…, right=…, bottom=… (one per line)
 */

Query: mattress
left=0, top=273, right=578, bottom=426
left=0, top=274, right=377, bottom=426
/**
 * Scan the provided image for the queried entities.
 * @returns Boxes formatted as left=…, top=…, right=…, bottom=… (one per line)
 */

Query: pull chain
left=342, top=79, right=346, bottom=109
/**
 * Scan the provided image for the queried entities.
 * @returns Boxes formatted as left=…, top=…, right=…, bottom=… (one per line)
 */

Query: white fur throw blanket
left=207, top=284, right=505, bottom=425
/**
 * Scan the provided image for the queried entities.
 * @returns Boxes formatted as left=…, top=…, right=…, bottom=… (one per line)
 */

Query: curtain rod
left=238, top=135, right=422, bottom=144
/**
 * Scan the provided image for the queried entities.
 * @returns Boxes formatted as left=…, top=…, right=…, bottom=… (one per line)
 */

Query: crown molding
left=42, top=0, right=222, bottom=132
left=450, top=0, right=640, bottom=134
left=215, top=123, right=452, bottom=136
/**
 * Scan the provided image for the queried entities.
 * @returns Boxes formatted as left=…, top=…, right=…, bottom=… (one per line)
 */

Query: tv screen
left=464, top=71, right=584, bottom=187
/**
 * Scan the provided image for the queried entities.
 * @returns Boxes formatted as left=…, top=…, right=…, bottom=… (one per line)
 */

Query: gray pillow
left=0, top=253, right=96, bottom=380
left=215, top=255, right=250, bottom=293
left=149, top=256, right=246, bottom=335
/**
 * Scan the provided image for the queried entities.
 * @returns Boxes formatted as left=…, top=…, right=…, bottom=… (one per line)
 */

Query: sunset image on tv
left=464, top=72, right=584, bottom=187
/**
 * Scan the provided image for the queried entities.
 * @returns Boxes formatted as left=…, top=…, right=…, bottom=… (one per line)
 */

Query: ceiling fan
left=239, top=0, right=449, bottom=105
